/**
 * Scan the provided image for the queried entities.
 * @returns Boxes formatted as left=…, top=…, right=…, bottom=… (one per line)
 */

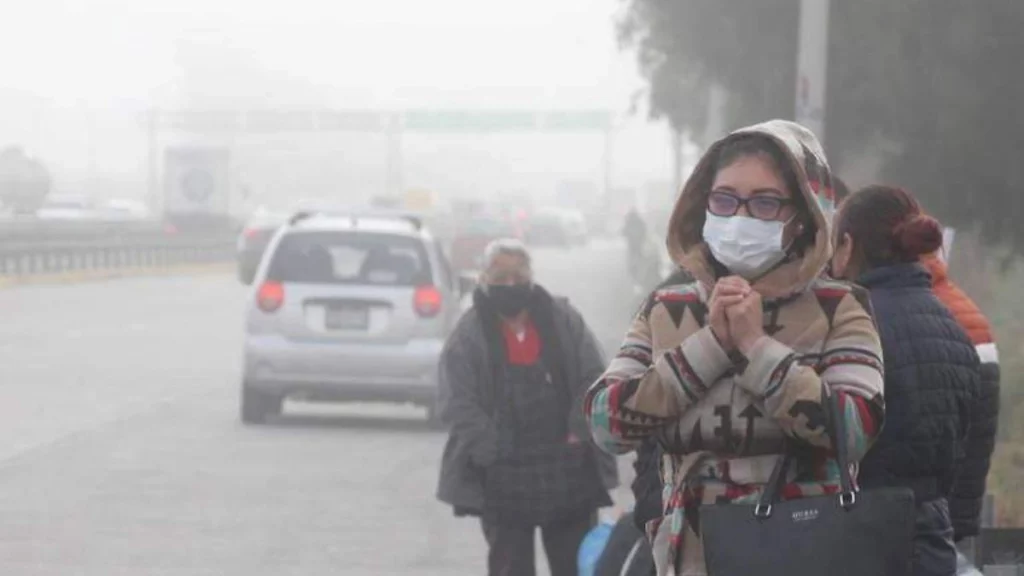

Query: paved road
left=0, top=238, right=640, bottom=575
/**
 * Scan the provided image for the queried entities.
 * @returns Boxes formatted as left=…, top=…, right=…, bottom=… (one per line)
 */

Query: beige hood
left=666, top=119, right=838, bottom=300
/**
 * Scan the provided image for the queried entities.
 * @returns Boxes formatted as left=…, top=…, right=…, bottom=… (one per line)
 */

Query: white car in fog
left=241, top=210, right=471, bottom=424
left=35, top=195, right=101, bottom=221
left=100, top=198, right=151, bottom=221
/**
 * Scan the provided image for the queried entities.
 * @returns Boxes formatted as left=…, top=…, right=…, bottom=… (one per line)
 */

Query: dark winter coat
left=922, top=254, right=1000, bottom=541
left=435, top=285, right=619, bottom=516
left=857, top=263, right=982, bottom=576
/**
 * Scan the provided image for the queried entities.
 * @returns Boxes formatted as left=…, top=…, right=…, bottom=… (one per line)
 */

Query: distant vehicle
left=237, top=208, right=289, bottom=284
left=524, top=208, right=589, bottom=247
left=100, top=198, right=151, bottom=221
left=448, top=213, right=518, bottom=273
left=35, top=195, right=100, bottom=221
left=563, top=210, right=589, bottom=245
left=0, top=146, right=51, bottom=214
left=241, top=210, right=472, bottom=424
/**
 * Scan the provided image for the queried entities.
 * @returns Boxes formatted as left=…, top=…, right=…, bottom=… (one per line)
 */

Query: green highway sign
left=400, top=110, right=610, bottom=133
left=318, top=110, right=387, bottom=132
left=539, top=110, right=612, bottom=131
left=160, top=109, right=612, bottom=134
left=402, top=110, right=538, bottom=133
left=245, top=110, right=316, bottom=132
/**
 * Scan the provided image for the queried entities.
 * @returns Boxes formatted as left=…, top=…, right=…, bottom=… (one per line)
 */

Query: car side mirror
left=458, top=273, right=477, bottom=296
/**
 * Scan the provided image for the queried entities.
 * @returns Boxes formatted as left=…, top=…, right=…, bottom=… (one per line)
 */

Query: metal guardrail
left=0, top=236, right=234, bottom=277
left=0, top=219, right=237, bottom=278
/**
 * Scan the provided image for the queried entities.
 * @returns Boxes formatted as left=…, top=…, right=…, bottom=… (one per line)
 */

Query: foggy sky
left=0, top=0, right=674, bottom=209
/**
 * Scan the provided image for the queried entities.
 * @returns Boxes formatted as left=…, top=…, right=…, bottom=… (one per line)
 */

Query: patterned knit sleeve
left=584, top=291, right=734, bottom=455
left=733, top=285, right=885, bottom=460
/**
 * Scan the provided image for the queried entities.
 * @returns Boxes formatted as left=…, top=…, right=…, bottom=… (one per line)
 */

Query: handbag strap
left=828, top=388, right=855, bottom=497
left=755, top=391, right=857, bottom=518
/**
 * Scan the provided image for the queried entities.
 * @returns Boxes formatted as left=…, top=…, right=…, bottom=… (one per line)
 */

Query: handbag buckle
left=753, top=503, right=773, bottom=519
left=838, top=491, right=857, bottom=510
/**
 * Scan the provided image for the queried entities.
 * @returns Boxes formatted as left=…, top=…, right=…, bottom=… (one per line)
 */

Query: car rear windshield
left=267, top=231, right=431, bottom=286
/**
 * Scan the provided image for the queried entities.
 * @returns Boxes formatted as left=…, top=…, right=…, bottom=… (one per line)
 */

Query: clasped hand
left=709, top=275, right=765, bottom=355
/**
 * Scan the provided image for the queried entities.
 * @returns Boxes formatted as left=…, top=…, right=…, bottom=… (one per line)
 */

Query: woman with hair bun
left=831, top=185, right=981, bottom=576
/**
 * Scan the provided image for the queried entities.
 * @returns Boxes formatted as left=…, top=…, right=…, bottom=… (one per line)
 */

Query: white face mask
left=703, top=212, right=792, bottom=279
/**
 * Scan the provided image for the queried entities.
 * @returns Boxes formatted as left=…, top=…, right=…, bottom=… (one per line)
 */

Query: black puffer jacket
left=857, top=264, right=980, bottom=497
left=950, top=357, right=999, bottom=540
left=922, top=253, right=1001, bottom=540
left=857, top=264, right=981, bottom=576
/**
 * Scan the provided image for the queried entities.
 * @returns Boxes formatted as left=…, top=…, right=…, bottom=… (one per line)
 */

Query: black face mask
left=488, top=284, right=533, bottom=317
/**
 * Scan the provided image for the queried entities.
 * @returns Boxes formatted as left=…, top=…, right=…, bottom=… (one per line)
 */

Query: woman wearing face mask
left=831, top=186, right=980, bottom=576
left=585, top=120, right=885, bottom=576
left=437, top=239, right=618, bottom=576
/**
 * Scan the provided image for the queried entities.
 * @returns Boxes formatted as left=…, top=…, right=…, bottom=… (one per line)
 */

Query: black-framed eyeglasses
left=707, top=190, right=794, bottom=221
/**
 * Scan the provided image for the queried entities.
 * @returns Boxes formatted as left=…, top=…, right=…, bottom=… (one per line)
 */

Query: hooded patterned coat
left=584, top=120, right=886, bottom=576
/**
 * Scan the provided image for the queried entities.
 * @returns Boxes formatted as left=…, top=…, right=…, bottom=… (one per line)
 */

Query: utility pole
left=795, top=0, right=830, bottom=141
left=384, top=113, right=403, bottom=200
left=701, top=82, right=729, bottom=150
left=602, top=123, right=614, bottom=199
left=671, top=125, right=684, bottom=194
left=147, top=109, right=160, bottom=216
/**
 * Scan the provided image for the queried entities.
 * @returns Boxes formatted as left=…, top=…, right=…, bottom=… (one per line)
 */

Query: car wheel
left=240, top=386, right=283, bottom=424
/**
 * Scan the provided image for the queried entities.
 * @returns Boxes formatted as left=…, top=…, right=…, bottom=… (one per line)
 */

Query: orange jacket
left=920, top=253, right=996, bottom=356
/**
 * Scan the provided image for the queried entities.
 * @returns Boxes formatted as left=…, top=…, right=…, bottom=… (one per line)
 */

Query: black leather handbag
left=700, top=395, right=917, bottom=576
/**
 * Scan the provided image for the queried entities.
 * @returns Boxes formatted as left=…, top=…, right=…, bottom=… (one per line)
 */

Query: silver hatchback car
left=241, top=210, right=469, bottom=424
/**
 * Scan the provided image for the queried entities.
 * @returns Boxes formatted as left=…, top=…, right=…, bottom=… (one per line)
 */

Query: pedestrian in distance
left=435, top=238, right=619, bottom=576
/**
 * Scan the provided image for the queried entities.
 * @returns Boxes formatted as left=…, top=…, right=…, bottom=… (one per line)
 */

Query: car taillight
left=414, top=285, right=443, bottom=318
left=257, top=281, right=285, bottom=313
left=243, top=227, right=261, bottom=239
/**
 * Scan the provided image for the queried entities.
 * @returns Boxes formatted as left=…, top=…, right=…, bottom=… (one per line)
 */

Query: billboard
left=163, top=147, right=231, bottom=216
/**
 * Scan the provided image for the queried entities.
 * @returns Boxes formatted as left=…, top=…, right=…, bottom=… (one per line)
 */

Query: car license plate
left=325, top=306, right=369, bottom=330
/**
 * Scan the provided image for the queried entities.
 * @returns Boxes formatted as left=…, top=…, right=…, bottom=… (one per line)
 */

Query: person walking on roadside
left=585, top=120, right=885, bottom=575
left=436, top=238, right=619, bottom=576
left=623, top=207, right=648, bottom=258
left=623, top=207, right=651, bottom=284
left=830, top=185, right=981, bottom=576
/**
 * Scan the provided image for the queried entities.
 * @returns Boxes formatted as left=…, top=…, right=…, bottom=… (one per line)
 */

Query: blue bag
left=578, top=521, right=615, bottom=576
